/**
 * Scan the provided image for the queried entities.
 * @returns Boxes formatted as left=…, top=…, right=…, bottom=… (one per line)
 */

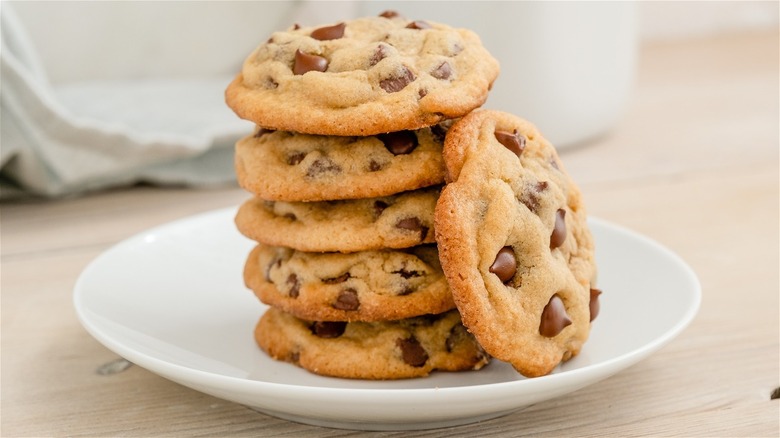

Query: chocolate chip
left=378, top=131, right=418, bottom=155
left=494, top=129, right=526, bottom=157
left=397, top=336, right=428, bottom=367
left=393, top=266, right=422, bottom=279
left=430, top=61, right=452, bottom=80
left=430, top=124, right=448, bottom=144
left=539, top=294, right=572, bottom=337
left=311, top=321, right=347, bottom=338
left=264, top=76, right=279, bottom=89
left=286, top=151, right=306, bottom=165
left=395, top=217, right=428, bottom=241
left=306, top=157, right=341, bottom=178
left=398, top=285, right=414, bottom=296
left=286, top=274, right=300, bottom=298
left=379, top=10, right=401, bottom=18
left=370, top=44, right=389, bottom=67
left=380, top=66, right=415, bottom=93
left=332, top=288, right=360, bottom=311
left=373, top=200, right=389, bottom=217
left=293, top=49, right=328, bottom=75
left=322, top=273, right=351, bottom=284
left=406, top=20, right=432, bottom=30
left=310, top=22, right=345, bottom=41
left=291, top=23, right=301, bottom=31
left=418, top=88, right=428, bottom=99
left=446, top=324, right=468, bottom=352
left=519, top=181, right=549, bottom=214
left=368, top=159, right=383, bottom=172
left=282, top=213, right=296, bottom=221
left=550, top=209, right=567, bottom=249
left=589, top=288, right=602, bottom=322
left=489, top=246, right=516, bottom=284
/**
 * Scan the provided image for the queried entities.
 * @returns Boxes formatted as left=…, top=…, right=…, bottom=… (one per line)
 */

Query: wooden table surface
left=2, top=30, right=778, bottom=437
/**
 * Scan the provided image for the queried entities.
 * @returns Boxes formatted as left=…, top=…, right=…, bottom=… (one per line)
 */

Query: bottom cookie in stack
left=255, top=308, right=489, bottom=380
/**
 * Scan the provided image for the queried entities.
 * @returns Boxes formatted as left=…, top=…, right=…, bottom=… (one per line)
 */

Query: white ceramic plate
left=74, top=208, right=700, bottom=431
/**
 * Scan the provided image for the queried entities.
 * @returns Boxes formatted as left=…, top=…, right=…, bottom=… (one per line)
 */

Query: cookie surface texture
left=236, top=187, right=439, bottom=252
left=255, top=308, right=489, bottom=379
left=244, top=244, right=455, bottom=322
left=434, top=109, right=598, bottom=377
left=225, top=14, right=499, bottom=136
left=235, top=125, right=447, bottom=202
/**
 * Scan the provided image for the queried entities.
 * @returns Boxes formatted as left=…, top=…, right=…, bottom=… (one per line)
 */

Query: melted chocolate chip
left=380, top=66, right=416, bottom=93
left=539, top=294, right=572, bottom=337
left=282, top=213, right=296, bottom=221
left=430, top=124, right=448, bottom=144
left=394, top=267, right=422, bottom=279
left=379, top=10, right=401, bottom=19
left=286, top=151, right=306, bottom=165
left=445, top=324, right=468, bottom=352
left=322, top=273, right=351, bottom=284
left=373, top=200, right=389, bottom=217
left=489, top=246, right=516, bottom=284
left=406, top=20, right=432, bottom=30
left=306, top=157, right=341, bottom=178
left=550, top=209, right=567, bottom=249
left=494, top=129, right=526, bottom=157
left=397, top=336, right=428, bottom=367
left=370, top=44, right=389, bottom=67
left=395, top=217, right=428, bottom=241
left=311, top=321, right=347, bottom=338
left=519, top=181, right=549, bottom=214
left=590, top=288, right=602, bottom=322
left=378, top=131, right=418, bottom=155
left=430, top=62, right=452, bottom=80
left=293, top=49, right=328, bottom=75
left=310, top=22, right=345, bottom=40
left=286, top=274, right=300, bottom=298
left=332, top=288, right=360, bottom=311
left=264, top=76, right=279, bottom=89
left=368, top=159, right=383, bottom=172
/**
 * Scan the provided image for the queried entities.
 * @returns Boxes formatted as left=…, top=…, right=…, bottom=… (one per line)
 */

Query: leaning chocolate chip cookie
left=226, top=13, right=499, bottom=136
left=235, top=186, right=439, bottom=253
left=244, top=244, right=454, bottom=322
left=434, top=109, right=600, bottom=378
left=235, top=124, right=447, bottom=202
left=256, top=307, right=489, bottom=379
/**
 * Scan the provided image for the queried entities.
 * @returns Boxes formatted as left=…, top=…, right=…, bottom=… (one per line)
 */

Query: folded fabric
left=0, top=4, right=252, bottom=199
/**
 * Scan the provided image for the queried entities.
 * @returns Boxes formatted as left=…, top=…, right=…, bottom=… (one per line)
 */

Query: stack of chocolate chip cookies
left=227, top=12, right=603, bottom=380
left=226, top=12, right=500, bottom=379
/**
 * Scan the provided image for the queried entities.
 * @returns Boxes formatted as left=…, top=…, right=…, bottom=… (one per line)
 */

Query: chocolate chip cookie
left=225, top=13, right=499, bottom=136
left=235, top=124, right=447, bottom=202
left=244, top=244, right=454, bottom=322
left=434, top=110, right=600, bottom=377
left=255, top=307, right=489, bottom=379
left=235, top=186, right=439, bottom=253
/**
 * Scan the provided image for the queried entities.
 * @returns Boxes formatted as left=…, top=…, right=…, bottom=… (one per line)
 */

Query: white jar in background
left=360, top=1, right=639, bottom=148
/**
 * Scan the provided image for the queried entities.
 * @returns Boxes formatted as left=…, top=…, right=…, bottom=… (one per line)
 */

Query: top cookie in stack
left=227, top=11, right=499, bottom=379
left=226, top=11, right=499, bottom=137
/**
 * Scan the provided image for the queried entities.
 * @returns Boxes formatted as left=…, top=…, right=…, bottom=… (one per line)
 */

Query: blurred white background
left=2, top=1, right=778, bottom=197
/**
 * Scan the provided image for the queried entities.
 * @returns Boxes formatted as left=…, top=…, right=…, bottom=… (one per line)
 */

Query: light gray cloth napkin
left=0, top=4, right=253, bottom=199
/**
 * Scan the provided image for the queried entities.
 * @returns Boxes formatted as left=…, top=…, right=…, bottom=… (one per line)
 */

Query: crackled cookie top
left=244, top=244, right=454, bottom=322
left=226, top=13, right=499, bottom=136
left=235, top=123, right=448, bottom=202
left=434, top=110, right=600, bottom=377
left=236, top=186, right=439, bottom=253
left=255, top=308, right=489, bottom=379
